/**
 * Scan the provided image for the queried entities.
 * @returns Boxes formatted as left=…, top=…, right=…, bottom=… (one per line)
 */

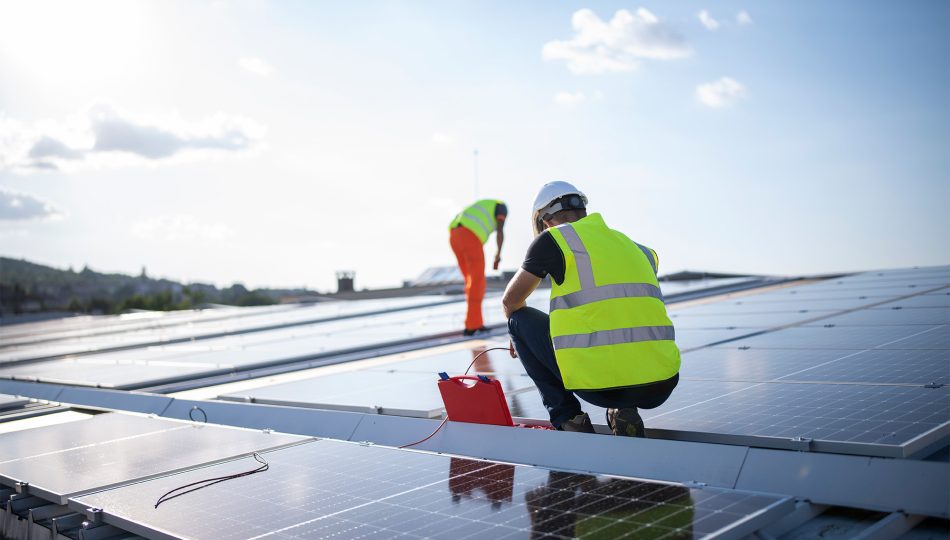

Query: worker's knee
left=507, top=306, right=547, bottom=338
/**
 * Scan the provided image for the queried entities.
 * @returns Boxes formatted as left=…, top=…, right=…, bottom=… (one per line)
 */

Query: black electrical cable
left=154, top=452, right=269, bottom=509
left=189, top=406, right=207, bottom=423
left=399, top=346, right=511, bottom=449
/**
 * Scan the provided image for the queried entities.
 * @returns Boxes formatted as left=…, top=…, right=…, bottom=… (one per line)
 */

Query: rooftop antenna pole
left=473, top=148, right=479, bottom=199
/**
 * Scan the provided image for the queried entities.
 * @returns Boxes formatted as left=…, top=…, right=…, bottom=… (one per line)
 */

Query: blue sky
left=1, top=0, right=947, bottom=290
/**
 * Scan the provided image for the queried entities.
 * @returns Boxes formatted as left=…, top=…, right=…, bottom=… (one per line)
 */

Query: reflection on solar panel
left=678, top=348, right=854, bottom=381
left=0, top=296, right=458, bottom=365
left=0, top=413, right=305, bottom=503
left=222, top=368, right=535, bottom=418
left=0, top=359, right=226, bottom=389
left=70, top=439, right=792, bottom=540
left=364, top=345, right=527, bottom=376
left=0, top=292, right=526, bottom=388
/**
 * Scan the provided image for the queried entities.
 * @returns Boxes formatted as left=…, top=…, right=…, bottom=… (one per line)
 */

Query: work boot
left=559, top=412, right=595, bottom=434
left=607, top=408, right=645, bottom=437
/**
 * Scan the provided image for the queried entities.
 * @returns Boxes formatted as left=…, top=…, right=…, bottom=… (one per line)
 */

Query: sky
left=1, top=0, right=948, bottom=291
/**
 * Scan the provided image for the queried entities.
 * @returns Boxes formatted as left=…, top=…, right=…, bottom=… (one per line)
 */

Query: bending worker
left=450, top=199, right=507, bottom=336
left=501, top=181, right=680, bottom=435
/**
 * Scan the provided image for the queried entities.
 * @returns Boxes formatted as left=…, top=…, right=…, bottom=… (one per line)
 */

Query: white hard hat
left=531, top=181, right=587, bottom=236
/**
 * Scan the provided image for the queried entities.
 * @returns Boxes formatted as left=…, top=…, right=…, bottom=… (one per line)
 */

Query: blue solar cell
left=722, top=325, right=944, bottom=350
left=644, top=383, right=949, bottom=446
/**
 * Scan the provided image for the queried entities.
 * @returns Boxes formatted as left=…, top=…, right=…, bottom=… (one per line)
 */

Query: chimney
left=336, top=271, right=355, bottom=293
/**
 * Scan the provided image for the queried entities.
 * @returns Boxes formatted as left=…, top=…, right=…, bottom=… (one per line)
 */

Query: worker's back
left=547, top=212, right=680, bottom=390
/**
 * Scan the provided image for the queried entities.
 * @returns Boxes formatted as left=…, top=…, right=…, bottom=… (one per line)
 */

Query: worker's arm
left=493, top=217, right=505, bottom=270
left=502, top=268, right=541, bottom=318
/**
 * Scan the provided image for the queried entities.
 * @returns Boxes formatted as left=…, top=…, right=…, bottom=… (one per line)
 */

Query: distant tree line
left=0, top=257, right=317, bottom=316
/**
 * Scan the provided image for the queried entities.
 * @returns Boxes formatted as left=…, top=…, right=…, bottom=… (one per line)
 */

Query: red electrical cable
left=398, top=346, right=510, bottom=449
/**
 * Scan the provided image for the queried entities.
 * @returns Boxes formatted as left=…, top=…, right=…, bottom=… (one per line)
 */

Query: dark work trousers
left=508, top=306, right=679, bottom=429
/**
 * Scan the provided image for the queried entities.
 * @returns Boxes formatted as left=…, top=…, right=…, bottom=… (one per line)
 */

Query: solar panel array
left=0, top=295, right=493, bottom=389
left=203, top=266, right=949, bottom=456
left=511, top=266, right=950, bottom=455
left=71, top=438, right=792, bottom=540
left=0, top=296, right=452, bottom=364
left=2, top=267, right=946, bottom=459
left=0, top=412, right=305, bottom=504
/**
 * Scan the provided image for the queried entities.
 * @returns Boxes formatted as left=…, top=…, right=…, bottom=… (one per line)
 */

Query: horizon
left=2, top=1, right=948, bottom=291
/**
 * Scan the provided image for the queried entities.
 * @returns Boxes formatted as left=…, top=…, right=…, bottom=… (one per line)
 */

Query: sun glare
left=0, top=0, right=151, bottom=88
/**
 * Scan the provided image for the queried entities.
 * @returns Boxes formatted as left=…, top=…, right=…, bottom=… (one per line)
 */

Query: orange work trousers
left=450, top=226, right=486, bottom=331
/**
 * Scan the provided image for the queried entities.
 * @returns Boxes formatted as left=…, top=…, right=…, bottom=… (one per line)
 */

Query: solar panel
left=802, top=306, right=950, bottom=326
left=679, top=347, right=855, bottom=381
left=0, top=413, right=166, bottom=464
left=0, top=290, right=531, bottom=388
left=363, top=345, right=527, bottom=376
left=669, top=301, right=836, bottom=317
left=69, top=439, right=792, bottom=540
left=749, top=285, right=940, bottom=298
left=509, top=380, right=757, bottom=426
left=877, top=326, right=950, bottom=350
left=720, top=325, right=944, bottom=350
left=0, top=359, right=226, bottom=389
left=669, top=311, right=820, bottom=329
left=0, top=394, right=29, bottom=411
left=0, top=297, right=468, bottom=366
left=877, top=292, right=950, bottom=309
left=221, top=370, right=536, bottom=418
left=0, top=413, right=306, bottom=504
left=674, top=328, right=762, bottom=350
left=0, top=297, right=446, bottom=350
left=775, top=349, right=950, bottom=385
left=724, top=296, right=907, bottom=310
left=643, top=382, right=949, bottom=449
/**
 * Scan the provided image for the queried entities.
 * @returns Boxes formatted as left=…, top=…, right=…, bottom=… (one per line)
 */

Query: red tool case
left=437, top=373, right=514, bottom=427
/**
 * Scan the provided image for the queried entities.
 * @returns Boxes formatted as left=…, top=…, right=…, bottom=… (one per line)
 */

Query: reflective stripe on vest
left=450, top=199, right=500, bottom=244
left=553, top=325, right=675, bottom=349
left=548, top=213, right=680, bottom=390
left=635, top=242, right=658, bottom=275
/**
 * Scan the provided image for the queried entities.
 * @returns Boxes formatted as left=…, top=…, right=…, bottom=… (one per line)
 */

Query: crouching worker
left=502, top=181, right=680, bottom=436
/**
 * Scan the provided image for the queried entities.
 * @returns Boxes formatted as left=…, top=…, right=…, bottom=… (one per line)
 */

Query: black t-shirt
left=522, top=231, right=566, bottom=284
left=522, top=228, right=658, bottom=285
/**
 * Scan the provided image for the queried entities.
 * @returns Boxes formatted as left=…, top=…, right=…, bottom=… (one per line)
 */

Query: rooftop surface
left=0, top=266, right=947, bottom=539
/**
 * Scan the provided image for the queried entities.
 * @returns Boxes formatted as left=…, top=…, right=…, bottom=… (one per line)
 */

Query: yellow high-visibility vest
left=547, top=213, right=680, bottom=390
left=449, top=199, right=504, bottom=245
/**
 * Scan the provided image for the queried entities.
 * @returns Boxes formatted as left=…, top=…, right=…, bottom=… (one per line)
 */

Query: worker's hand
left=493, top=254, right=501, bottom=270
left=509, top=340, right=518, bottom=359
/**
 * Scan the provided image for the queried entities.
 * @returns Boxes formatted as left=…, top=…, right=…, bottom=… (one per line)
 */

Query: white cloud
left=239, top=56, right=272, bottom=77
left=554, top=91, right=587, bottom=106
left=737, top=10, right=753, bottom=25
left=130, top=215, right=234, bottom=242
left=698, top=10, right=720, bottom=31
left=0, top=106, right=264, bottom=174
left=431, top=132, right=453, bottom=145
left=696, top=77, right=746, bottom=108
left=542, top=8, right=692, bottom=75
left=0, top=188, right=64, bottom=221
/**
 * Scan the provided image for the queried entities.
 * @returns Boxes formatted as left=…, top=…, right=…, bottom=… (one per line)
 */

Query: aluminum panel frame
left=734, top=448, right=950, bottom=518
left=161, top=399, right=365, bottom=441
